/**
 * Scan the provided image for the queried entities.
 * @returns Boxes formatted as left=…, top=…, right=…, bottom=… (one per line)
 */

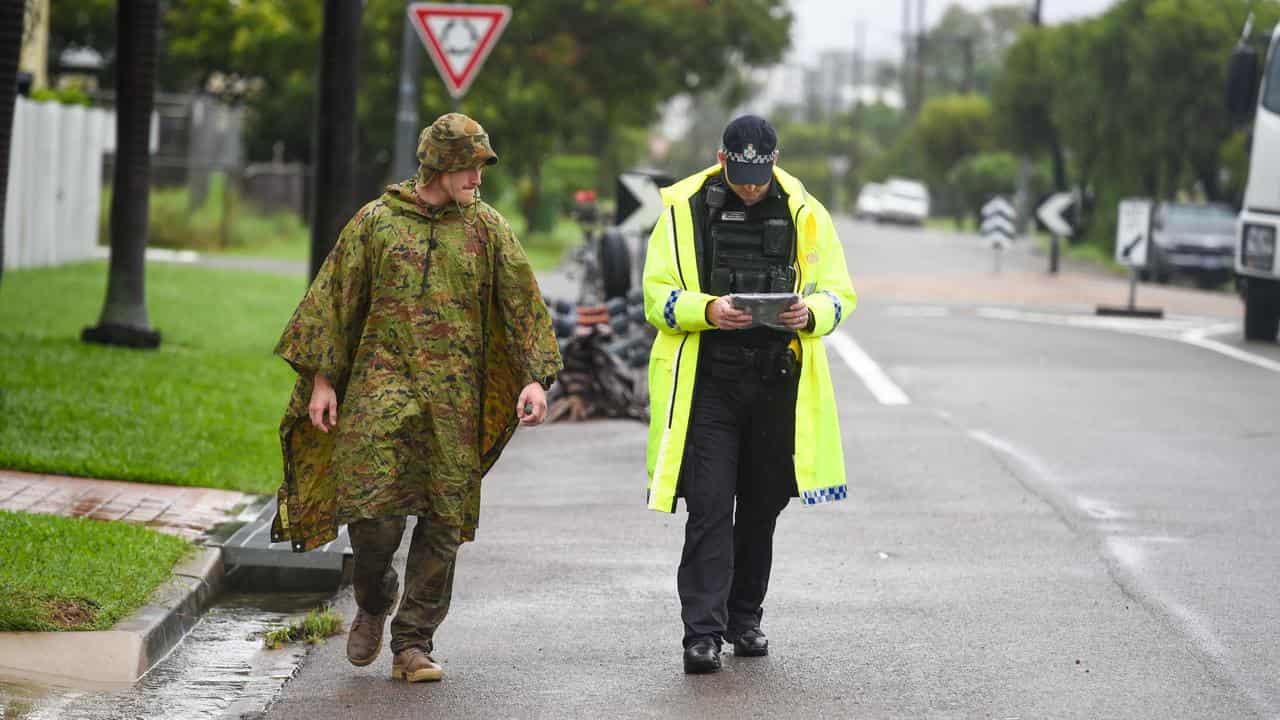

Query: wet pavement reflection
left=0, top=592, right=333, bottom=720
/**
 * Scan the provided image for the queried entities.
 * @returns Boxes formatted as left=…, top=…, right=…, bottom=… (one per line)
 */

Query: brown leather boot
left=345, top=607, right=390, bottom=666
left=391, top=647, right=443, bottom=683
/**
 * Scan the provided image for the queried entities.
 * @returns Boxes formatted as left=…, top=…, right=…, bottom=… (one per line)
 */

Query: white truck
left=1228, top=18, right=1280, bottom=341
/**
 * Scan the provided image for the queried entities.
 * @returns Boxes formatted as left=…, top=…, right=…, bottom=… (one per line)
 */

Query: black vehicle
left=1142, top=202, right=1237, bottom=288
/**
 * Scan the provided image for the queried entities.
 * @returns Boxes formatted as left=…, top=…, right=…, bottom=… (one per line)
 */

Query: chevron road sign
left=980, top=196, right=1017, bottom=248
left=1037, top=191, right=1076, bottom=237
left=616, top=171, right=669, bottom=235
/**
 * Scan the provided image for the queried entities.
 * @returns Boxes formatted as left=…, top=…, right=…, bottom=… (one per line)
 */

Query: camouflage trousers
left=348, top=515, right=461, bottom=654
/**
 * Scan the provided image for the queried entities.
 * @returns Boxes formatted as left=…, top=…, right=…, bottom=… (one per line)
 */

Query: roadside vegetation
left=262, top=606, right=344, bottom=649
left=0, top=511, right=190, bottom=631
left=101, top=172, right=582, bottom=270
left=0, top=261, right=299, bottom=494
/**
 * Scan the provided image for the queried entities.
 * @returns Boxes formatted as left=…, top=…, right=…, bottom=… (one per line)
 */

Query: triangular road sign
left=408, top=3, right=512, bottom=99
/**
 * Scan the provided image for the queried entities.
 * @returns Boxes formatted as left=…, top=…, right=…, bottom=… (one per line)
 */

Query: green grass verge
left=204, top=209, right=581, bottom=271
left=1033, top=234, right=1127, bottom=275
left=0, top=511, right=190, bottom=631
left=263, top=606, right=345, bottom=649
left=519, top=216, right=585, bottom=271
left=0, top=261, right=301, bottom=494
left=925, top=216, right=978, bottom=232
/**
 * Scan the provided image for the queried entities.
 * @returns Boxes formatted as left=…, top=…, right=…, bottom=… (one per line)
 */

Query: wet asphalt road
left=258, top=219, right=1280, bottom=719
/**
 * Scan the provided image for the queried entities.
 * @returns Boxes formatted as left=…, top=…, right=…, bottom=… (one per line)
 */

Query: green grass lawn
left=0, top=511, right=190, bottom=631
left=519, top=217, right=584, bottom=271
left=0, top=261, right=302, bottom=494
left=210, top=210, right=582, bottom=271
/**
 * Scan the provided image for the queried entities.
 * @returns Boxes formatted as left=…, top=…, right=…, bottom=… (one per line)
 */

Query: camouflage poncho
left=272, top=181, right=562, bottom=551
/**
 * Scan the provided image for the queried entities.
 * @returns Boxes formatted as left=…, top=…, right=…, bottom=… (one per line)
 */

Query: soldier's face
left=443, top=166, right=484, bottom=204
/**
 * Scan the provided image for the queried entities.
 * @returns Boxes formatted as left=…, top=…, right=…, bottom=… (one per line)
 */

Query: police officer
left=641, top=115, right=857, bottom=674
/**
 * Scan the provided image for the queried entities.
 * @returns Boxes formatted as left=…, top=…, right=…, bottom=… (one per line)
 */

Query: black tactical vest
left=695, top=177, right=797, bottom=350
left=701, top=178, right=796, bottom=296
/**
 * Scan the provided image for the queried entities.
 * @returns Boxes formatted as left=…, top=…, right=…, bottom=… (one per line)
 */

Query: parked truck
left=1228, top=17, right=1280, bottom=342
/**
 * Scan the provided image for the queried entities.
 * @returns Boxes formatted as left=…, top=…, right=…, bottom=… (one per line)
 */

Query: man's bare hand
left=707, top=296, right=753, bottom=330
left=776, top=300, right=812, bottom=331
left=517, top=382, right=548, bottom=427
left=309, top=374, right=339, bottom=433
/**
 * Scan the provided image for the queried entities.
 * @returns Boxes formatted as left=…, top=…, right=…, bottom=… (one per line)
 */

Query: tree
left=49, top=1, right=794, bottom=233
left=948, top=151, right=1041, bottom=225
left=82, top=0, right=161, bottom=349
left=991, top=26, right=1067, bottom=190
left=913, top=94, right=993, bottom=182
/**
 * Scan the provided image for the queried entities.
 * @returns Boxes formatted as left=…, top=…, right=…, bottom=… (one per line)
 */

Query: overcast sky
left=786, top=0, right=1117, bottom=64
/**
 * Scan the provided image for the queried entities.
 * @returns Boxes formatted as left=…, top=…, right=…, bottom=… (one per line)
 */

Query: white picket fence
left=3, top=98, right=115, bottom=271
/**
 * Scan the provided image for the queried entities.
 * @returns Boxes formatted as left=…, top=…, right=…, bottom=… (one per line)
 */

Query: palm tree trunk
left=309, top=0, right=362, bottom=280
left=0, top=0, right=24, bottom=289
left=83, top=0, right=161, bottom=348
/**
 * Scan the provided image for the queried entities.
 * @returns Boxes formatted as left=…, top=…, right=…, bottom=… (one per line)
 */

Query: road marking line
left=976, top=307, right=1280, bottom=375
left=828, top=332, right=910, bottom=405
left=1179, top=325, right=1280, bottom=374
left=975, top=306, right=1208, bottom=334
left=886, top=305, right=951, bottom=318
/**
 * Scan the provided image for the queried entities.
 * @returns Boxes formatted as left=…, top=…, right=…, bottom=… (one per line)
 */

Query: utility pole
left=391, top=12, right=421, bottom=183
left=310, top=0, right=362, bottom=280
left=915, top=0, right=927, bottom=113
left=1015, top=0, right=1042, bottom=237
left=961, top=36, right=975, bottom=94
left=856, top=20, right=867, bottom=89
left=902, top=0, right=912, bottom=111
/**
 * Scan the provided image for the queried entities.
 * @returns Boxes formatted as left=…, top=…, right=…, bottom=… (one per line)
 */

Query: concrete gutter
left=0, top=546, right=225, bottom=686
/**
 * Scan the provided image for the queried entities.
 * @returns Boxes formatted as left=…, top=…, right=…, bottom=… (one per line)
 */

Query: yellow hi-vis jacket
left=643, top=164, right=858, bottom=513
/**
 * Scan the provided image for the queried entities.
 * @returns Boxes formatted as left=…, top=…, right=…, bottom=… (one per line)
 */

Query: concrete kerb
left=0, top=546, right=226, bottom=687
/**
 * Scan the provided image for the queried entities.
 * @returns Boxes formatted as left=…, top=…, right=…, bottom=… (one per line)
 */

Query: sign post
left=1097, top=198, right=1163, bottom=318
left=407, top=3, right=512, bottom=107
left=1036, top=191, right=1075, bottom=274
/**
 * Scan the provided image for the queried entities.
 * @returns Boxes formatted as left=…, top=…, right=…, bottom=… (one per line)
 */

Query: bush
left=949, top=152, right=1021, bottom=222
left=30, top=87, right=92, bottom=106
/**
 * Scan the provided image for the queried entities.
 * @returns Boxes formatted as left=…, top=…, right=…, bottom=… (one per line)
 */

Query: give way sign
left=408, top=3, right=512, bottom=99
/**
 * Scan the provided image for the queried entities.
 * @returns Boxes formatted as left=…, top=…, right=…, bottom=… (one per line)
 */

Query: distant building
left=754, top=50, right=904, bottom=120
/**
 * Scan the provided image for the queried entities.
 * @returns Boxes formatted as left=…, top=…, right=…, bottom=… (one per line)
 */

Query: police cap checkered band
left=721, top=114, right=777, bottom=186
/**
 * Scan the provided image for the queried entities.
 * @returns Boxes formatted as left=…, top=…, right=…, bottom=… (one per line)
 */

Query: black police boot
left=725, top=626, right=768, bottom=657
left=683, top=637, right=722, bottom=674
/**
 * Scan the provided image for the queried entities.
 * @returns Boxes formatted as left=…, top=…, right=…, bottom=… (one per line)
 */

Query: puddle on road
left=0, top=592, right=333, bottom=720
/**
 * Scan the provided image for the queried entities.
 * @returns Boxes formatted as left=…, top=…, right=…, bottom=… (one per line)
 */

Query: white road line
left=976, top=307, right=1280, bottom=375
left=886, top=305, right=951, bottom=318
left=827, top=331, right=910, bottom=405
left=1180, top=325, right=1280, bottom=374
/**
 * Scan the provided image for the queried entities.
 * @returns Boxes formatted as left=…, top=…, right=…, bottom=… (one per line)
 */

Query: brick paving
left=0, top=469, right=252, bottom=540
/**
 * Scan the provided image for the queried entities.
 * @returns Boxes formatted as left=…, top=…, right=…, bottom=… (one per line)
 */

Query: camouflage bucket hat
left=416, top=112, right=498, bottom=186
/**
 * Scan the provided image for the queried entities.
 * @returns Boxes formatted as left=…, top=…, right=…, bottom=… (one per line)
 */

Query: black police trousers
left=678, top=347, right=799, bottom=647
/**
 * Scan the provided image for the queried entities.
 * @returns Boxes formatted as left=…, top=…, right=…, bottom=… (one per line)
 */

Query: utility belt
left=702, top=341, right=799, bottom=384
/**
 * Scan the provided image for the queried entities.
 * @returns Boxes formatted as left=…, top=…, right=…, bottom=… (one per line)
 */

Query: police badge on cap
left=720, top=115, right=779, bottom=186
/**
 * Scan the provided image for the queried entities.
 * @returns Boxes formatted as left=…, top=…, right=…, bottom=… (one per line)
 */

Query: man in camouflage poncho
left=273, top=113, right=562, bottom=683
